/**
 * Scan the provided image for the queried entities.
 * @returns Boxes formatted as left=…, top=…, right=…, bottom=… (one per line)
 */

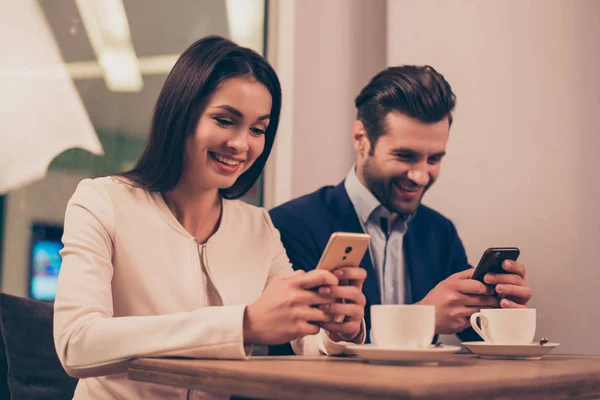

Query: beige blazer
left=54, top=177, right=351, bottom=400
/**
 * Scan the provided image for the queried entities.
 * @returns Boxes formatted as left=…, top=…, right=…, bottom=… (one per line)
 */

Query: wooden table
left=129, top=354, right=600, bottom=400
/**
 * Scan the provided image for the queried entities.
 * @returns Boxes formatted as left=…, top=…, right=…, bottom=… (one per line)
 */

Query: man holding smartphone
left=269, top=65, right=533, bottom=345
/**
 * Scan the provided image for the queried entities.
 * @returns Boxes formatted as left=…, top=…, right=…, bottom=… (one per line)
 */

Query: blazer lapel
left=403, top=210, right=434, bottom=303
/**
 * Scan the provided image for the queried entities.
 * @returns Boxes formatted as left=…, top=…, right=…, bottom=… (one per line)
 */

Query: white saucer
left=462, top=341, right=560, bottom=360
left=345, top=344, right=461, bottom=365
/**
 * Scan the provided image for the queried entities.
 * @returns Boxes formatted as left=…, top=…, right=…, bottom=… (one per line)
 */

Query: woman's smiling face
left=182, top=77, right=272, bottom=191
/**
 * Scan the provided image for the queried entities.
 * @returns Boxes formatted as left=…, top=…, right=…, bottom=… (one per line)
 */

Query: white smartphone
left=316, top=232, right=370, bottom=323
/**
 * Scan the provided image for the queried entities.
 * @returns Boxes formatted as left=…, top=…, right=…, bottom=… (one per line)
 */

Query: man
left=270, top=65, right=532, bottom=344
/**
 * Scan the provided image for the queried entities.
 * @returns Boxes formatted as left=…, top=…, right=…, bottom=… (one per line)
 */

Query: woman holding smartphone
left=53, top=36, right=366, bottom=399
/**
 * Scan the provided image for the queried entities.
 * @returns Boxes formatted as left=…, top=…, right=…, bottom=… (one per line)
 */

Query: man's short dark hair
left=355, top=65, right=456, bottom=152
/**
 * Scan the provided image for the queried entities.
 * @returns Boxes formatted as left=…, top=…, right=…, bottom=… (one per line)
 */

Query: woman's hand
left=244, top=270, right=338, bottom=345
left=319, top=266, right=367, bottom=342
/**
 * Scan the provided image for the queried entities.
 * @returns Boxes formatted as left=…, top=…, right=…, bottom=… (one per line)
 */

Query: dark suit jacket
left=268, top=182, right=481, bottom=354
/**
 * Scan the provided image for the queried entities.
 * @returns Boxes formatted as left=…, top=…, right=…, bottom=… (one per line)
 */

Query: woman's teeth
left=211, top=152, right=241, bottom=166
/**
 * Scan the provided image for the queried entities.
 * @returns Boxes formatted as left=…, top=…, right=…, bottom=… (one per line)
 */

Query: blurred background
left=0, top=0, right=598, bottom=355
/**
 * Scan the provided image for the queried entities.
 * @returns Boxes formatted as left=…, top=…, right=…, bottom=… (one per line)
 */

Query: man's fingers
left=454, top=268, right=475, bottom=280
left=495, top=284, right=532, bottom=304
left=502, top=260, right=526, bottom=278
left=484, top=272, right=525, bottom=286
left=499, top=298, right=528, bottom=309
left=463, top=294, right=500, bottom=308
left=441, top=307, right=473, bottom=332
left=294, top=269, right=339, bottom=289
left=456, top=306, right=481, bottom=319
left=456, top=278, right=492, bottom=295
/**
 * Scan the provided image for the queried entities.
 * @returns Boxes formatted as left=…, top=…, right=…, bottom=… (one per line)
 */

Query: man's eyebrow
left=391, top=147, right=418, bottom=154
left=391, top=148, right=446, bottom=158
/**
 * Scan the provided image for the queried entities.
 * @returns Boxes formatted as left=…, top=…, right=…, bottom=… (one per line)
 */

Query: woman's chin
left=204, top=166, right=250, bottom=191
left=211, top=176, right=241, bottom=190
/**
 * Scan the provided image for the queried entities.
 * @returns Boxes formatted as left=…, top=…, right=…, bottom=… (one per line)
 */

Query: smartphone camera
left=342, top=246, right=353, bottom=261
left=493, top=251, right=501, bottom=257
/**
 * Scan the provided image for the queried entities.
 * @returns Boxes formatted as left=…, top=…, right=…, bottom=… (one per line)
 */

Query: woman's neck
left=162, top=183, right=222, bottom=244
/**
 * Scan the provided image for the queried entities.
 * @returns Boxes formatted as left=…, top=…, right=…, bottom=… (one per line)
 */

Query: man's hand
left=417, top=269, right=499, bottom=334
left=318, top=266, right=367, bottom=343
left=484, top=260, right=532, bottom=308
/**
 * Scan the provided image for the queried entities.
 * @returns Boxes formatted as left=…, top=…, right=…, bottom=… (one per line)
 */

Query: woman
left=53, top=36, right=367, bottom=399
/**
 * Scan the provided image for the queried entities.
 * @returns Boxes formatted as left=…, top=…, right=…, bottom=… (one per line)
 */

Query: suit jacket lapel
left=403, top=209, right=434, bottom=303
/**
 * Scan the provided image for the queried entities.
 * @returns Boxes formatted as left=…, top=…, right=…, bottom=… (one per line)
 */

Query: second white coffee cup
left=370, top=304, right=435, bottom=348
left=470, top=308, right=536, bottom=345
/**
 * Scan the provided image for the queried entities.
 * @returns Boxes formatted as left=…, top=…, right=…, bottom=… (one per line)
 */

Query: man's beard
left=361, top=159, right=431, bottom=216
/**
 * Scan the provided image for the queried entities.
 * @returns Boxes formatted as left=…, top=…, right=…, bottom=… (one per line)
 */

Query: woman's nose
left=227, top=131, right=249, bottom=153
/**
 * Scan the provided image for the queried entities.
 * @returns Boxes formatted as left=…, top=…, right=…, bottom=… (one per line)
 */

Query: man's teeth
left=213, top=153, right=241, bottom=166
left=397, top=183, right=418, bottom=192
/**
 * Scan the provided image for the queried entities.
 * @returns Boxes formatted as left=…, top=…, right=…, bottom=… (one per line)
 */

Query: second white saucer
left=345, top=344, right=461, bottom=364
left=462, top=341, right=560, bottom=360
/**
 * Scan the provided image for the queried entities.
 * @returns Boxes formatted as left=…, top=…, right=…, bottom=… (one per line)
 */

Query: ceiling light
left=75, top=0, right=143, bottom=92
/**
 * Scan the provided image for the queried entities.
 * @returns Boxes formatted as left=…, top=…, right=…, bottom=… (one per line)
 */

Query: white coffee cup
left=470, top=308, right=536, bottom=345
left=370, top=304, right=435, bottom=348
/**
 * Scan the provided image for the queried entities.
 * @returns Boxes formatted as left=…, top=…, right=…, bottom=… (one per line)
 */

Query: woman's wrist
left=242, top=305, right=258, bottom=345
left=328, top=325, right=363, bottom=343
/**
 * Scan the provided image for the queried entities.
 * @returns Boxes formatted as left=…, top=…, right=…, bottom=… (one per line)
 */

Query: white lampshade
left=0, top=0, right=103, bottom=194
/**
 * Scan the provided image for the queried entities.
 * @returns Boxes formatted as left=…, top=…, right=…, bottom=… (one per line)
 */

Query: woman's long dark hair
left=119, top=35, right=282, bottom=199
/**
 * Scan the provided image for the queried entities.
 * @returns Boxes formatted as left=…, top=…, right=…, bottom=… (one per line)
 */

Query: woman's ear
left=352, top=120, right=371, bottom=159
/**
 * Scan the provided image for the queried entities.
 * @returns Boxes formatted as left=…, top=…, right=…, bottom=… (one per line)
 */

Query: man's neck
left=354, top=166, right=403, bottom=225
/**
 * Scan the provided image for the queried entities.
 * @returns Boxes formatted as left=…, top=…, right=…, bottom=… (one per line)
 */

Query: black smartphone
left=471, top=247, right=520, bottom=283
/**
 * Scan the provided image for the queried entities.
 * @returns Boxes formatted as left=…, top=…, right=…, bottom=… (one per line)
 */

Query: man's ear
left=352, top=120, right=371, bottom=159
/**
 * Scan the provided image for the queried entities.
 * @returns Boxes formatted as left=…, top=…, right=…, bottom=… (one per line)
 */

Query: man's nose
left=407, top=167, right=430, bottom=186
